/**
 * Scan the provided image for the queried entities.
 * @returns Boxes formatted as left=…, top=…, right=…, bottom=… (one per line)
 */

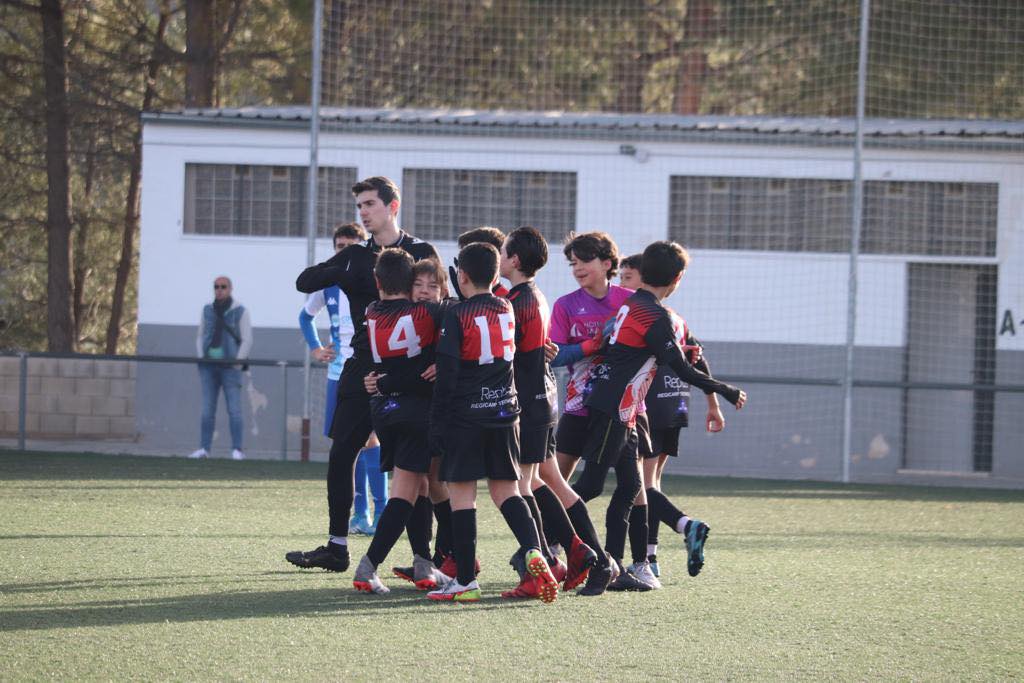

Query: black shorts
left=441, top=424, right=521, bottom=483
left=635, top=413, right=653, bottom=459
left=376, top=423, right=431, bottom=473
left=519, top=425, right=555, bottom=465
left=649, top=425, right=683, bottom=458
left=580, top=411, right=636, bottom=466
left=555, top=413, right=589, bottom=458
left=329, top=390, right=372, bottom=445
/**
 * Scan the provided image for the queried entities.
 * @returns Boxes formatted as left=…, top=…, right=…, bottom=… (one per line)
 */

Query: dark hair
left=562, top=231, right=619, bottom=279
left=412, top=257, right=450, bottom=299
left=352, top=176, right=400, bottom=206
left=620, top=253, right=643, bottom=271
left=333, top=222, right=366, bottom=243
left=640, top=241, right=690, bottom=287
left=457, top=242, right=500, bottom=289
left=374, top=248, right=415, bottom=295
left=504, top=226, right=548, bottom=277
left=457, top=226, right=506, bottom=250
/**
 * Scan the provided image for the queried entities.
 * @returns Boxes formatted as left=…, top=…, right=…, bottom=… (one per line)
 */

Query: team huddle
left=286, top=176, right=747, bottom=602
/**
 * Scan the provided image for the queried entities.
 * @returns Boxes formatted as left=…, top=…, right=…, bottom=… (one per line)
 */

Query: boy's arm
left=299, top=291, right=325, bottom=350
left=648, top=317, right=745, bottom=407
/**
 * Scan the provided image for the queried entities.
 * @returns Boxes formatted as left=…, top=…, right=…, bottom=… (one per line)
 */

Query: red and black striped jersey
left=365, top=298, right=441, bottom=426
left=585, top=288, right=741, bottom=426
left=506, top=281, right=558, bottom=427
left=430, top=293, right=520, bottom=429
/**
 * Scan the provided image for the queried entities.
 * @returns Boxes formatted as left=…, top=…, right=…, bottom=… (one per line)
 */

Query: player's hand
left=580, top=329, right=604, bottom=356
left=543, top=339, right=558, bottom=363
left=311, top=347, right=335, bottom=363
left=706, top=404, right=725, bottom=433
left=421, top=364, right=437, bottom=382
left=684, top=342, right=702, bottom=365
left=734, top=390, right=747, bottom=410
left=363, top=372, right=382, bottom=395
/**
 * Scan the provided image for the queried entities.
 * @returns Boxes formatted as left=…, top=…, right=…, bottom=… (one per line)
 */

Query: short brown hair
left=640, top=241, right=689, bottom=287
left=333, top=222, right=366, bottom=242
left=458, top=243, right=500, bottom=289
left=374, top=248, right=415, bottom=295
left=412, top=257, right=450, bottom=299
left=619, top=253, right=643, bottom=271
left=352, top=176, right=400, bottom=206
left=457, top=226, right=506, bottom=250
left=562, top=231, right=620, bottom=279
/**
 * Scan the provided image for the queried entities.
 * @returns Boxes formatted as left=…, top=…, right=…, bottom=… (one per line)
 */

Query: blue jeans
left=198, top=364, right=244, bottom=450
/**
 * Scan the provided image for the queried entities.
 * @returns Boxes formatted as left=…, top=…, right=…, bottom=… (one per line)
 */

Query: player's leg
left=353, top=466, right=425, bottom=595
left=427, top=479, right=481, bottom=602
left=605, top=455, right=650, bottom=592
left=644, top=455, right=663, bottom=575
left=285, top=391, right=371, bottom=572
left=646, top=467, right=709, bottom=577
left=350, top=447, right=371, bottom=533
left=427, top=456, right=455, bottom=569
left=363, top=431, right=387, bottom=530
left=534, top=456, right=600, bottom=590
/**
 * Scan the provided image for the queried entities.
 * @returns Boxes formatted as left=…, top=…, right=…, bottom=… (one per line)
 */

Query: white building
left=139, top=107, right=1024, bottom=482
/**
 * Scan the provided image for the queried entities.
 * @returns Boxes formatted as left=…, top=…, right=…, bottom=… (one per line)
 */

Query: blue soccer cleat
left=685, top=521, right=710, bottom=577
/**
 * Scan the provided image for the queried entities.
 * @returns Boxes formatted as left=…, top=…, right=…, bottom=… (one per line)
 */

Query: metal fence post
left=279, top=361, right=289, bottom=461
left=17, top=352, right=27, bottom=451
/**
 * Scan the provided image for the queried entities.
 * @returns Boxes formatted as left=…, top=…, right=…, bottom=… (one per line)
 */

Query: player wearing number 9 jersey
left=427, top=242, right=559, bottom=604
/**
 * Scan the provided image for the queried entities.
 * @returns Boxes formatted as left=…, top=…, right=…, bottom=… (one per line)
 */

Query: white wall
left=140, top=121, right=1022, bottom=349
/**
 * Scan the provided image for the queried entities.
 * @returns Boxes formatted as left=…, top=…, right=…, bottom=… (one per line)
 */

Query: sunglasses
left=214, top=284, right=229, bottom=290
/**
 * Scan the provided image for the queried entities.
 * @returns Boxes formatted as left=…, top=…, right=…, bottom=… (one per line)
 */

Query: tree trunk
left=106, top=8, right=171, bottom=354
left=73, top=131, right=97, bottom=344
left=185, top=0, right=215, bottom=106
left=40, top=0, right=74, bottom=352
left=674, top=0, right=715, bottom=115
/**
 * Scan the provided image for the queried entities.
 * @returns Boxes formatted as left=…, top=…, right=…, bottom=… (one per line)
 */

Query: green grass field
left=1, top=452, right=1022, bottom=681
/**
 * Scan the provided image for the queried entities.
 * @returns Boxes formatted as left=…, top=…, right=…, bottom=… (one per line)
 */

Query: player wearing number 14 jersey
left=426, top=242, right=559, bottom=603
left=351, top=249, right=451, bottom=595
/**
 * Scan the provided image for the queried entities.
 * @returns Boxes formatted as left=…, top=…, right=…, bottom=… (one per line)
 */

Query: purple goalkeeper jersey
left=550, top=284, right=633, bottom=417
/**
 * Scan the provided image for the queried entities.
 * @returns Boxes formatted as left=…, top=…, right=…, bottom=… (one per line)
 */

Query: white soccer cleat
left=231, top=449, right=246, bottom=460
left=188, top=448, right=208, bottom=459
left=627, top=560, right=662, bottom=589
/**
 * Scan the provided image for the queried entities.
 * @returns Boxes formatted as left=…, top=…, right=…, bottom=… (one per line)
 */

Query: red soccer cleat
left=525, top=549, right=558, bottom=604
left=564, top=536, right=599, bottom=591
left=500, top=575, right=539, bottom=599
left=549, top=555, right=568, bottom=584
left=439, top=554, right=481, bottom=581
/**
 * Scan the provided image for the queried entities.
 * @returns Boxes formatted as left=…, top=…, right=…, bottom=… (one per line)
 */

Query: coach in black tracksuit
left=286, top=176, right=440, bottom=573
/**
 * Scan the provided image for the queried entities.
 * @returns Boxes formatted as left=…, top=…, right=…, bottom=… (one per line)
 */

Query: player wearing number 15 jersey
left=426, top=242, right=558, bottom=604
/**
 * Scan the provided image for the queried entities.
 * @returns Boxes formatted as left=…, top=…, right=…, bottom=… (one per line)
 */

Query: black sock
left=433, top=499, right=453, bottom=559
left=566, top=499, right=608, bottom=568
left=628, top=505, right=649, bottom=565
left=366, top=498, right=414, bottom=568
left=533, top=485, right=576, bottom=548
left=499, top=496, right=540, bottom=553
left=646, top=490, right=661, bottom=546
left=646, top=487, right=685, bottom=530
left=405, top=495, right=433, bottom=560
left=523, top=495, right=553, bottom=561
left=451, top=509, right=477, bottom=585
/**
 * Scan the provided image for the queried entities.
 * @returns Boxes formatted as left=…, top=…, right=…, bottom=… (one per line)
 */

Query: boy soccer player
left=571, top=241, right=747, bottom=596
left=350, top=249, right=451, bottom=594
left=619, top=256, right=725, bottom=580
left=426, top=242, right=559, bottom=603
left=289, top=176, right=439, bottom=573
left=497, top=227, right=599, bottom=598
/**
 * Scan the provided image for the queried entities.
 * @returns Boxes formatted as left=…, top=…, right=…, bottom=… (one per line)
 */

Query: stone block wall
left=0, top=356, right=136, bottom=439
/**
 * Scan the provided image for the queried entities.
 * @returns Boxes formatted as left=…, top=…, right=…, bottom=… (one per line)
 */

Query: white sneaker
left=188, top=448, right=208, bottom=459
left=231, top=449, right=246, bottom=460
left=628, top=560, right=662, bottom=589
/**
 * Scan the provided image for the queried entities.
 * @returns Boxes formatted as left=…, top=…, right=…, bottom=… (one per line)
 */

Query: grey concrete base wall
left=0, top=356, right=136, bottom=438
left=132, top=325, right=1024, bottom=480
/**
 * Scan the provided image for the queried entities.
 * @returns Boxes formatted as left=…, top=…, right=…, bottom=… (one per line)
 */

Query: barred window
left=402, top=168, right=576, bottom=243
left=184, top=164, right=358, bottom=238
left=669, top=176, right=997, bottom=256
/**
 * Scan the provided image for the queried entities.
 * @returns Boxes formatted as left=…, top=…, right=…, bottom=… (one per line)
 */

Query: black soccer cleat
left=285, top=544, right=350, bottom=572
left=606, top=566, right=653, bottom=592
left=577, top=555, right=614, bottom=597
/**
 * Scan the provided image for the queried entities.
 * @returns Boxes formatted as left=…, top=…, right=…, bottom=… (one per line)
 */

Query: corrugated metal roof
left=142, top=106, right=1024, bottom=146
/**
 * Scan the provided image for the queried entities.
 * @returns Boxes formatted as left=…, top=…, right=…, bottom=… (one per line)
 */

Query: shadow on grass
left=0, top=582, right=542, bottom=632
left=704, top=529, right=1024, bottom=550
